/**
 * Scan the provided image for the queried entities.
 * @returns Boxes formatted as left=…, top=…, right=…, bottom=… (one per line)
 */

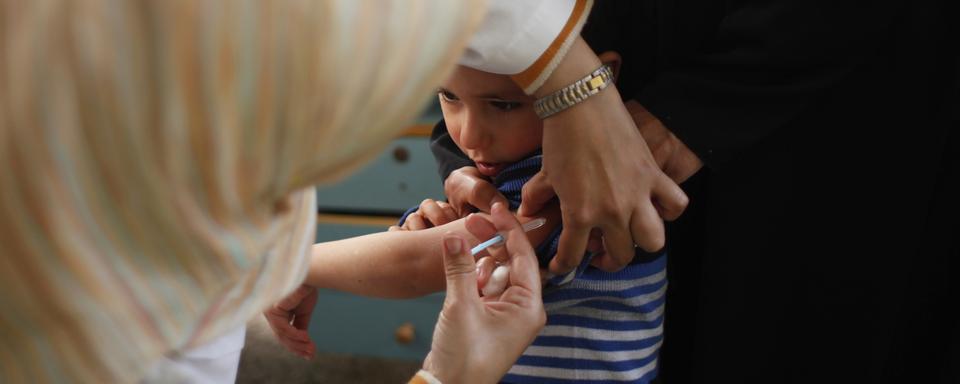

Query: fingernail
left=444, top=236, right=462, bottom=253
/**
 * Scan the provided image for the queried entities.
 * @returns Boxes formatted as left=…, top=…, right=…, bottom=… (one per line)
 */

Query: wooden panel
left=402, top=124, right=434, bottom=137
left=308, top=290, right=444, bottom=361
left=315, top=137, right=444, bottom=215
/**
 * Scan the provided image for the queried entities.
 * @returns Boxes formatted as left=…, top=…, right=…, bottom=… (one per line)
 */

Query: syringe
left=470, top=217, right=546, bottom=256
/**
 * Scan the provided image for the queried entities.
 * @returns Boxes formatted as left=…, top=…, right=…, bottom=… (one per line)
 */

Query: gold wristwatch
left=533, top=64, right=614, bottom=119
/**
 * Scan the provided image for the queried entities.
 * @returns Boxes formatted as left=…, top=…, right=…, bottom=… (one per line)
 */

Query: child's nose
left=459, top=112, right=488, bottom=150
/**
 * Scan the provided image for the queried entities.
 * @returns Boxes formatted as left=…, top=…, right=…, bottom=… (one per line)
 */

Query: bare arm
left=305, top=207, right=560, bottom=299
left=305, top=221, right=469, bottom=299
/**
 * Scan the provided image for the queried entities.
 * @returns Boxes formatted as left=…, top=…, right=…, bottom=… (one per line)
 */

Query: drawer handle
left=392, top=146, right=410, bottom=163
left=394, top=322, right=416, bottom=345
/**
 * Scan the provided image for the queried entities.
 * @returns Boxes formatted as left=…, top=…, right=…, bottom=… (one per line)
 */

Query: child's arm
left=304, top=219, right=473, bottom=299
left=304, top=203, right=561, bottom=299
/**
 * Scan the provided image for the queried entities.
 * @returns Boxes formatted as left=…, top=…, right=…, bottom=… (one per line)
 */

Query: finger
left=264, top=306, right=292, bottom=327
left=419, top=199, right=450, bottom=227
left=280, top=331, right=313, bottom=348
left=475, top=256, right=497, bottom=290
left=481, top=265, right=510, bottom=297
left=274, top=322, right=313, bottom=343
left=441, top=233, right=480, bottom=306
left=596, top=221, right=634, bottom=273
left=292, top=291, right=317, bottom=331
left=652, top=177, right=689, bottom=221
left=464, top=213, right=498, bottom=248
left=405, top=213, right=427, bottom=230
left=586, top=228, right=609, bottom=270
left=518, top=171, right=555, bottom=217
left=388, top=225, right=402, bottom=232
left=550, top=213, right=590, bottom=275
left=264, top=313, right=293, bottom=341
left=631, top=205, right=666, bottom=252
left=586, top=228, right=605, bottom=254
left=264, top=310, right=313, bottom=358
left=465, top=213, right=509, bottom=260
left=444, top=166, right=482, bottom=215
left=487, top=202, right=541, bottom=296
left=282, top=337, right=315, bottom=358
left=436, top=201, right=461, bottom=222
left=468, top=180, right=508, bottom=213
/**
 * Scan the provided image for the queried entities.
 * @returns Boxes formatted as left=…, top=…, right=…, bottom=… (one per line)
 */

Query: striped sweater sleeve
left=461, top=0, right=594, bottom=94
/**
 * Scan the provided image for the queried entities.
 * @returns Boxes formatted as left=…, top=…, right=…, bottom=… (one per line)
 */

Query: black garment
left=432, top=0, right=958, bottom=382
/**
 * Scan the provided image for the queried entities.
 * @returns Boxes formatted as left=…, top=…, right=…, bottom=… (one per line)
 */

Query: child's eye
left=490, top=100, right=521, bottom=111
left=438, top=90, right=459, bottom=102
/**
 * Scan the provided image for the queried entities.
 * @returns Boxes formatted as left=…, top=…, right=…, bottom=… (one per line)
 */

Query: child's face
left=438, top=66, right=543, bottom=177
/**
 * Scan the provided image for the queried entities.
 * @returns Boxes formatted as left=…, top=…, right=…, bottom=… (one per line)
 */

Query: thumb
left=442, top=233, right=480, bottom=303
left=518, top=171, right=555, bottom=217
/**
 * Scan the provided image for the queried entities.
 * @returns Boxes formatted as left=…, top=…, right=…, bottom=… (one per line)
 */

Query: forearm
left=305, top=219, right=474, bottom=299
left=305, top=207, right=559, bottom=299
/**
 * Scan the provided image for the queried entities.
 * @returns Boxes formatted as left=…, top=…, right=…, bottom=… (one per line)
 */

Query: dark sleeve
left=429, top=119, right=473, bottom=182
left=608, top=0, right=900, bottom=168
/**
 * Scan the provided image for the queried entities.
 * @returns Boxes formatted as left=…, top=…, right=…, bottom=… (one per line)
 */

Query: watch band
left=533, top=64, right=613, bottom=119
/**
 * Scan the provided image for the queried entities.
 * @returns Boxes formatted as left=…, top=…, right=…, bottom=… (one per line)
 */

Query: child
left=396, top=59, right=667, bottom=383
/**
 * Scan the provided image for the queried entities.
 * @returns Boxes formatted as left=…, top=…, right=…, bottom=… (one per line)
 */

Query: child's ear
left=598, top=51, right=622, bottom=83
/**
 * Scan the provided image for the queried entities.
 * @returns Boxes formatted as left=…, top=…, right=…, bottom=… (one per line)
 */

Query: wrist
left=533, top=63, right=613, bottom=119
left=304, top=246, right=331, bottom=289
left=541, top=82, right=626, bottom=136
left=421, top=352, right=486, bottom=384
left=410, top=369, right=443, bottom=384
left=533, top=37, right=601, bottom=99
left=420, top=359, right=456, bottom=384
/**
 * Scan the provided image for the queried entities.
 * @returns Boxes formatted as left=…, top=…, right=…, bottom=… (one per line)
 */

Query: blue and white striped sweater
left=401, top=153, right=667, bottom=383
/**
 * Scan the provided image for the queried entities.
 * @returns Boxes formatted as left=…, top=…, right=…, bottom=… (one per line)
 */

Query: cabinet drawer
left=316, top=136, right=445, bottom=215
left=308, top=290, right=443, bottom=361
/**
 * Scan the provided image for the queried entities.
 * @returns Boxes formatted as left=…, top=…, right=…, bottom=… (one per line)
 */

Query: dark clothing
left=432, top=0, right=958, bottom=381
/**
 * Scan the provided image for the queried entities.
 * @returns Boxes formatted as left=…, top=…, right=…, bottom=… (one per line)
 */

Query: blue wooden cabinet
left=315, top=136, right=445, bottom=215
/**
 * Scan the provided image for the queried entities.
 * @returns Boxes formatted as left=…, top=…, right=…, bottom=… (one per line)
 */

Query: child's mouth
left=476, top=161, right=504, bottom=177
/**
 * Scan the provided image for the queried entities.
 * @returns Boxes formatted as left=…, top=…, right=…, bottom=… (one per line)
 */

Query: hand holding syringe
left=473, top=218, right=545, bottom=296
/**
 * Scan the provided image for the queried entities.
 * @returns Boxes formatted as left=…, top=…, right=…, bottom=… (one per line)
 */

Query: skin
left=437, top=65, right=543, bottom=179
left=264, top=46, right=697, bottom=376
left=423, top=204, right=546, bottom=384
left=438, top=48, right=694, bottom=274
left=265, top=206, right=558, bottom=358
left=624, top=100, right=703, bottom=184
left=265, top=67, right=565, bottom=359
left=519, top=37, right=689, bottom=275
